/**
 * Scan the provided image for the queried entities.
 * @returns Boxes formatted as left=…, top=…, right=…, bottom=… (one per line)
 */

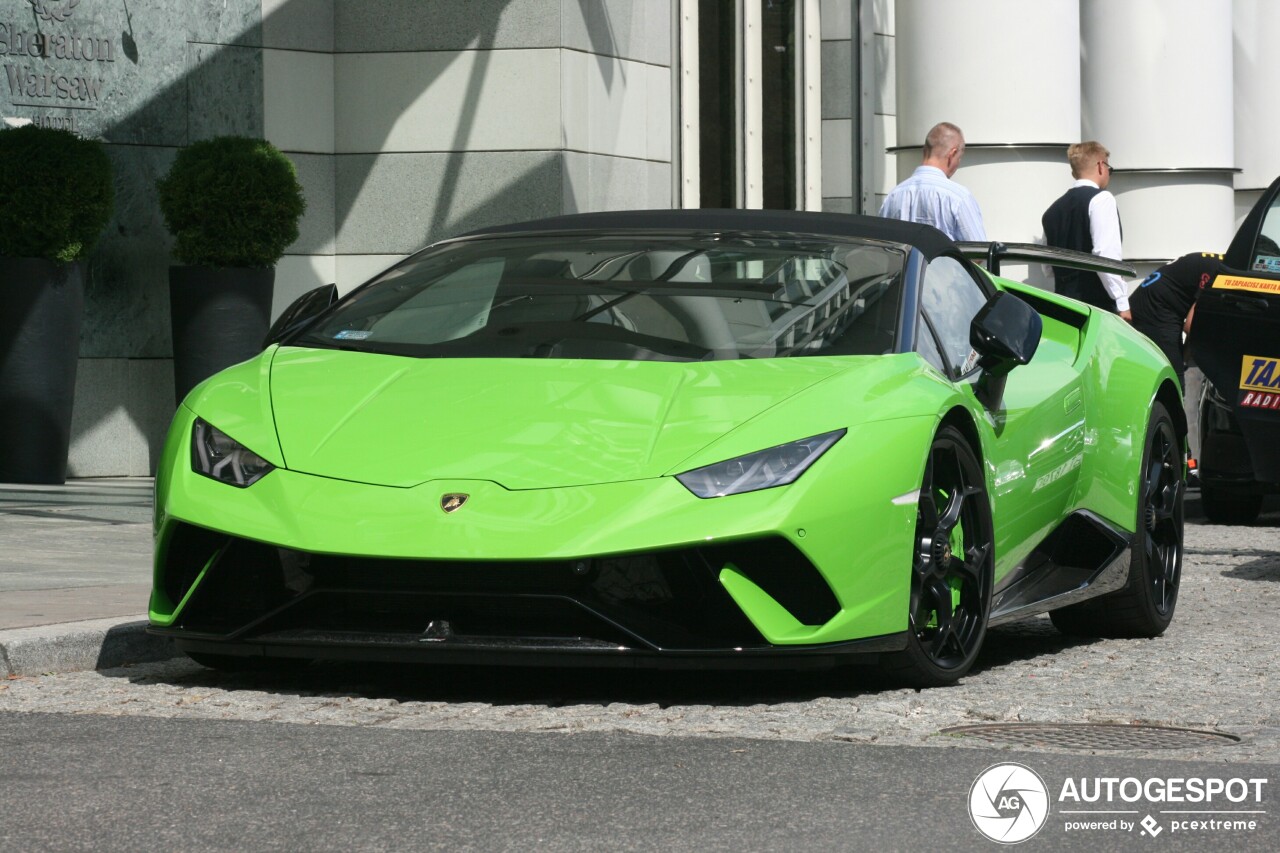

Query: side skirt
left=989, top=511, right=1132, bottom=627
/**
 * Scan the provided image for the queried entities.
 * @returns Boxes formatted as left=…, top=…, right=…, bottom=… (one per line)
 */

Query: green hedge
left=0, top=125, right=114, bottom=263
left=158, top=136, right=306, bottom=268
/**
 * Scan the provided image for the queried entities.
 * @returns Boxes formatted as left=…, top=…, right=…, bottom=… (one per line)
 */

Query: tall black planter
left=169, top=266, right=274, bottom=404
left=0, top=258, right=83, bottom=484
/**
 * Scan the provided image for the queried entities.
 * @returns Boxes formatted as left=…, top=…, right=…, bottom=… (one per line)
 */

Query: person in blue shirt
left=879, top=122, right=987, bottom=242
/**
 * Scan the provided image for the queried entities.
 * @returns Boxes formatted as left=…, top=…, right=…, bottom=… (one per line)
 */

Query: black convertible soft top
left=456, top=208, right=959, bottom=261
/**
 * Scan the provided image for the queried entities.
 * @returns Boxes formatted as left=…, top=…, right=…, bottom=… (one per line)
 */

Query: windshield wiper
left=572, top=290, right=642, bottom=322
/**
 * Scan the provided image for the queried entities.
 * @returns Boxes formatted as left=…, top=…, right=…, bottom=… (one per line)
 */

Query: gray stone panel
left=288, top=153, right=336, bottom=254
left=873, top=32, right=893, bottom=116
left=335, top=48, right=559, bottom=154
left=561, top=50, right=670, bottom=161
left=263, top=0, right=335, bottom=51
left=336, top=152, right=564, bottom=253
left=647, top=159, right=673, bottom=208
left=185, top=42, right=264, bottom=142
left=187, top=0, right=264, bottom=48
left=334, top=0, right=558, bottom=53
left=100, top=58, right=188, bottom=147
left=562, top=151, right=672, bottom=213
left=264, top=48, right=334, bottom=152
left=562, top=0, right=672, bottom=66
left=82, top=144, right=177, bottom=360
left=0, top=1, right=199, bottom=145
left=821, top=0, right=853, bottom=40
left=821, top=118, right=852, bottom=199
left=822, top=197, right=854, bottom=214
left=821, top=40, right=852, bottom=120
left=68, top=358, right=175, bottom=477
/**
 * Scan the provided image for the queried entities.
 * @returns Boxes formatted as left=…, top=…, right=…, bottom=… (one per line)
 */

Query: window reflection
left=920, top=256, right=989, bottom=377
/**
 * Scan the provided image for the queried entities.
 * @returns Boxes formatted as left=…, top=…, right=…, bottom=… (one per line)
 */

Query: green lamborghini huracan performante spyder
left=149, top=210, right=1185, bottom=686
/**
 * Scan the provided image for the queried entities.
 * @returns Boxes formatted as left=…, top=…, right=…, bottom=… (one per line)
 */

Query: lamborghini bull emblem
left=440, top=493, right=469, bottom=513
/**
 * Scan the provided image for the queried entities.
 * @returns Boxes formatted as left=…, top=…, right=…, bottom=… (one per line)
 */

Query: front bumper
left=148, top=523, right=907, bottom=667
left=151, top=408, right=928, bottom=660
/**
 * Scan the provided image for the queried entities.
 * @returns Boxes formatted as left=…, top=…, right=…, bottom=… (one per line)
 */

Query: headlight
left=191, top=418, right=275, bottom=487
left=676, top=429, right=845, bottom=498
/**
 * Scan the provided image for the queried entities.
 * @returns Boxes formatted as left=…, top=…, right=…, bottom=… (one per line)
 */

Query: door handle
left=1225, top=294, right=1271, bottom=313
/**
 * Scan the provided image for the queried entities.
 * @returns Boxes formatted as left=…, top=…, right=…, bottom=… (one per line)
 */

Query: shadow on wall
left=330, top=0, right=626, bottom=262
left=55, top=0, right=632, bottom=476
left=88, top=0, right=630, bottom=344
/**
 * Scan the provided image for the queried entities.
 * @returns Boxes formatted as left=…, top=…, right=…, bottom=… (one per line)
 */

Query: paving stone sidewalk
left=0, top=479, right=172, bottom=674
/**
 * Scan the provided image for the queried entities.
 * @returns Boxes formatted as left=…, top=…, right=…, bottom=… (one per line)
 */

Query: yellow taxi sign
left=1239, top=354, right=1280, bottom=410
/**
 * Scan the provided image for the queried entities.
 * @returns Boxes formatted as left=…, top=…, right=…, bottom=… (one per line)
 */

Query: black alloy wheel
left=883, top=425, right=994, bottom=687
left=1141, top=410, right=1184, bottom=619
left=1051, top=402, right=1184, bottom=637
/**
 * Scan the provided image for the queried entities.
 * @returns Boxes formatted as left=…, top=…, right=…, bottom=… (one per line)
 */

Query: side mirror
left=971, top=291, right=1042, bottom=375
left=969, top=291, right=1042, bottom=410
left=263, top=283, right=338, bottom=348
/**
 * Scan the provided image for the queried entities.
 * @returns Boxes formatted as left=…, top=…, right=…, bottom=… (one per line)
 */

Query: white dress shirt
left=1075, top=178, right=1129, bottom=313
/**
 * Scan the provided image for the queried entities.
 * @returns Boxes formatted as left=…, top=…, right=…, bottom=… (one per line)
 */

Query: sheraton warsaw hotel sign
left=1, top=1, right=114, bottom=129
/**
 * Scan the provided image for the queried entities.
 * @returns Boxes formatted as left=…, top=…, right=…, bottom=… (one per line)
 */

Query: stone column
left=1081, top=0, right=1236, bottom=266
left=1232, top=0, right=1280, bottom=223
left=893, top=0, right=1081, bottom=272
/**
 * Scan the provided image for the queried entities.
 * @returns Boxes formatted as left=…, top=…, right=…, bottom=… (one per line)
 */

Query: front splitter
left=152, top=627, right=909, bottom=671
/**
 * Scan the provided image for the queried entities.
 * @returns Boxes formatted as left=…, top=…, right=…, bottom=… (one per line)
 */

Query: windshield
left=296, top=233, right=906, bottom=362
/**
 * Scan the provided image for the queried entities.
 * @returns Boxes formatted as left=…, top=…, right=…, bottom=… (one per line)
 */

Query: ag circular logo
left=968, top=762, right=1051, bottom=844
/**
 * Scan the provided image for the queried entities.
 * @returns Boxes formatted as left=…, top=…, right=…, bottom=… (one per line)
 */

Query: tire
left=1050, top=402, right=1183, bottom=638
left=185, top=651, right=311, bottom=673
left=881, top=425, right=994, bottom=688
left=1200, top=485, right=1263, bottom=526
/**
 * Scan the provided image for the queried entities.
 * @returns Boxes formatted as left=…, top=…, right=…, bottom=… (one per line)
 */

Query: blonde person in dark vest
left=1042, top=141, right=1130, bottom=315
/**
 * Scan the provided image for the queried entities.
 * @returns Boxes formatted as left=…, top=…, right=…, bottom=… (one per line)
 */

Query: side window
left=919, top=256, right=990, bottom=378
left=1253, top=195, right=1280, bottom=273
left=915, top=317, right=948, bottom=375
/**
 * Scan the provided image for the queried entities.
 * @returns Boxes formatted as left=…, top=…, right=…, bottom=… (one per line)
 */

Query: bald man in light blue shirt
left=879, top=122, right=987, bottom=242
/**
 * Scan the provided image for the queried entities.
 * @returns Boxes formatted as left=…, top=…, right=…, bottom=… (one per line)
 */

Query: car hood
left=266, top=348, right=859, bottom=489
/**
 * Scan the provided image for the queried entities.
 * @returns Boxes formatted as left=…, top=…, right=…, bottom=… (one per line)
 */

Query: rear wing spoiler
left=955, top=242, right=1136, bottom=278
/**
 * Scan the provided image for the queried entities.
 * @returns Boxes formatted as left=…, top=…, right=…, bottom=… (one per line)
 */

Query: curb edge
left=0, top=616, right=180, bottom=677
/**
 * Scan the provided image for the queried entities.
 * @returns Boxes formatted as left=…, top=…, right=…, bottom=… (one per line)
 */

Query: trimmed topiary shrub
left=0, top=125, right=114, bottom=263
left=157, top=136, right=306, bottom=268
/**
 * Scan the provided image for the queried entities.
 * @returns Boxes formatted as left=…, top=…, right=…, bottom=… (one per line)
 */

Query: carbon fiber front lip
left=150, top=626, right=909, bottom=670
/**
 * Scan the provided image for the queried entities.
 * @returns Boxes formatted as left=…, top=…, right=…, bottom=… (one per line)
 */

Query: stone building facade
left=1, top=0, right=1276, bottom=476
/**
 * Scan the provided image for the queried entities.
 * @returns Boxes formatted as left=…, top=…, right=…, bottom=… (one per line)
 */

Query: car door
left=916, top=255, right=1086, bottom=574
left=1188, top=177, right=1280, bottom=483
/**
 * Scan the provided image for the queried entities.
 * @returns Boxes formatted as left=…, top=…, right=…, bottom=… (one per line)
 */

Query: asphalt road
left=1, top=711, right=1275, bottom=852
left=1, top=492, right=1277, bottom=850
